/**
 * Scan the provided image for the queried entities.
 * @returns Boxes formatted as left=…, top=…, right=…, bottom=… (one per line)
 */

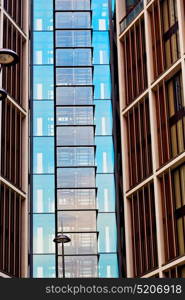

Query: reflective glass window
left=33, top=0, right=53, bottom=30
left=96, top=174, right=116, bottom=212
left=56, top=107, right=93, bottom=125
left=33, top=175, right=55, bottom=213
left=33, top=255, right=55, bottom=278
left=97, top=213, right=117, bottom=252
left=57, top=167, right=96, bottom=188
left=56, top=0, right=91, bottom=10
left=58, top=233, right=97, bottom=255
left=56, top=12, right=91, bottom=28
left=33, top=66, right=54, bottom=100
left=56, top=49, right=92, bottom=66
left=56, top=30, right=91, bottom=47
left=33, top=214, right=55, bottom=254
left=33, top=101, right=54, bottom=136
left=56, top=67, right=92, bottom=85
left=93, top=31, right=110, bottom=64
left=99, top=254, right=119, bottom=278
left=92, top=0, right=109, bottom=30
left=57, top=147, right=95, bottom=166
left=56, top=87, right=93, bottom=105
left=57, top=189, right=96, bottom=210
left=33, top=32, right=53, bottom=65
left=58, top=256, right=98, bottom=278
left=33, top=137, right=54, bottom=173
left=58, top=211, right=97, bottom=232
left=57, top=126, right=94, bottom=146
left=94, top=100, right=113, bottom=135
left=95, top=136, right=114, bottom=173
left=94, top=65, right=111, bottom=99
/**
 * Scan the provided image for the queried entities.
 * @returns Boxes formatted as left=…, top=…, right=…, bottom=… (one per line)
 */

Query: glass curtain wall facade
left=54, top=0, right=98, bottom=278
left=31, top=0, right=55, bottom=278
left=31, top=0, right=119, bottom=278
left=92, top=0, right=118, bottom=277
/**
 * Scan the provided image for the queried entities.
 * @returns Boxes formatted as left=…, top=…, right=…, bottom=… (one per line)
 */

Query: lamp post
left=53, top=233, right=71, bottom=278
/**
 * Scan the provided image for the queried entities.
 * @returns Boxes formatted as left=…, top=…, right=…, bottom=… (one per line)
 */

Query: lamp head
left=0, top=49, right=19, bottom=66
left=53, top=234, right=71, bottom=244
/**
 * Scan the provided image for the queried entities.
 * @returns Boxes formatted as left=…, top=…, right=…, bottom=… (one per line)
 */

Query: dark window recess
left=160, top=164, right=185, bottom=263
left=4, top=0, right=24, bottom=29
left=122, top=17, right=147, bottom=105
left=1, top=100, right=23, bottom=190
left=155, top=72, right=185, bottom=167
left=0, top=183, right=23, bottom=278
left=129, top=182, right=158, bottom=277
left=126, top=97, right=152, bottom=189
left=149, top=0, right=180, bottom=80
left=126, top=0, right=141, bottom=13
left=164, top=265, right=185, bottom=278
left=2, top=16, right=25, bottom=107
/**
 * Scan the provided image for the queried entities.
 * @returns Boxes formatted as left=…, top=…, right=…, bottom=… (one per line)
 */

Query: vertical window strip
left=123, top=18, right=147, bottom=105
left=0, top=183, right=23, bottom=277
left=130, top=182, right=158, bottom=277
left=126, top=98, right=152, bottom=188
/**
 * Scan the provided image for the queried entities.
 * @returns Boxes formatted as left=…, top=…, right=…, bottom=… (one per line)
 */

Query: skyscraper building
left=0, top=0, right=29, bottom=278
left=31, top=0, right=122, bottom=278
left=116, top=0, right=185, bottom=277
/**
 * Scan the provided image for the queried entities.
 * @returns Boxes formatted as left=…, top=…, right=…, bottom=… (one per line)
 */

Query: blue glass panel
left=33, top=0, right=53, bottom=31
left=57, top=168, right=96, bottom=188
left=99, top=254, right=119, bottom=278
left=56, top=30, right=91, bottom=47
left=56, top=49, right=92, bottom=66
left=93, top=32, right=110, bottom=64
left=33, top=66, right=54, bottom=100
left=112, top=0, right=115, bottom=12
left=56, top=68, right=92, bottom=85
left=56, top=87, right=93, bottom=105
left=97, top=213, right=117, bottom=252
left=56, top=0, right=91, bottom=10
left=95, top=136, right=114, bottom=173
left=33, top=137, right=54, bottom=174
left=33, top=32, right=53, bottom=65
left=96, top=174, right=115, bottom=212
left=33, top=214, right=55, bottom=254
left=33, top=255, right=55, bottom=278
left=33, top=175, right=55, bottom=213
left=94, top=100, right=112, bottom=135
left=56, top=12, right=91, bottom=29
left=33, top=101, right=54, bottom=136
left=92, top=0, right=109, bottom=30
left=94, top=65, right=111, bottom=99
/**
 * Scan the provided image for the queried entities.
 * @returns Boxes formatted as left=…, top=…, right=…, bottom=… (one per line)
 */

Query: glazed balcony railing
left=120, top=0, right=144, bottom=34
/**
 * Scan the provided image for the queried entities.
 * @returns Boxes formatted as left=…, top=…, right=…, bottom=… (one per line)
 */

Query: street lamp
left=53, top=234, right=71, bottom=278
left=0, top=49, right=19, bottom=66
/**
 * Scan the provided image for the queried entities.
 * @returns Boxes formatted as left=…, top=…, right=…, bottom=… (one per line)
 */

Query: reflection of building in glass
left=116, top=0, right=185, bottom=278
left=31, top=0, right=121, bottom=278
